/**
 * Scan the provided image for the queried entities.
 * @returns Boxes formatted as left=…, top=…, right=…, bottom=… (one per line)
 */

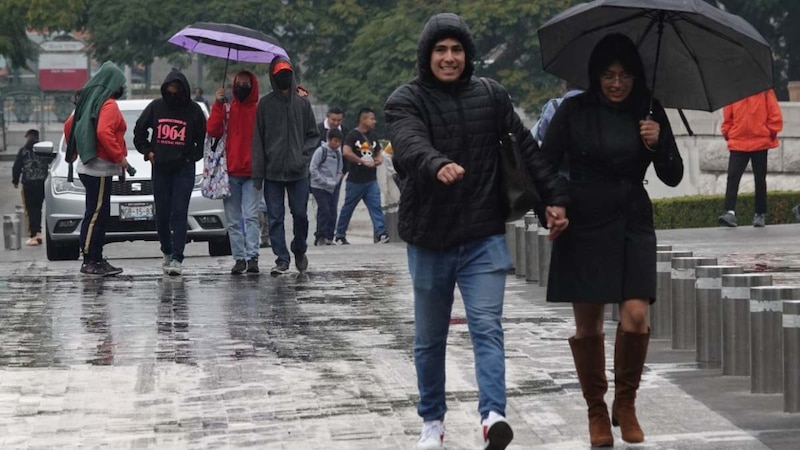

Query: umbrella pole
left=221, top=47, right=231, bottom=89
left=648, top=11, right=666, bottom=118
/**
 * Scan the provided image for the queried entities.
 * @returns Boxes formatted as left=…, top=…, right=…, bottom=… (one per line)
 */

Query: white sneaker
left=482, top=411, right=513, bottom=450
left=167, top=259, right=182, bottom=276
left=162, top=254, right=172, bottom=274
left=416, top=420, right=445, bottom=449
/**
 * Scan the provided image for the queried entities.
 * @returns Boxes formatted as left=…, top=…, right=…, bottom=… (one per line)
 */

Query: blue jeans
left=265, top=178, right=309, bottom=265
left=407, top=234, right=512, bottom=421
left=312, top=187, right=337, bottom=241
left=223, top=176, right=260, bottom=260
left=152, top=162, right=195, bottom=262
left=335, top=180, right=386, bottom=240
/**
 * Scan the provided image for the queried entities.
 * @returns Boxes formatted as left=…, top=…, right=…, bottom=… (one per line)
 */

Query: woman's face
left=600, top=62, right=634, bottom=103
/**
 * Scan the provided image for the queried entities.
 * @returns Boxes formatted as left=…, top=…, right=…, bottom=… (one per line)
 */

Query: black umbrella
left=538, top=0, right=773, bottom=125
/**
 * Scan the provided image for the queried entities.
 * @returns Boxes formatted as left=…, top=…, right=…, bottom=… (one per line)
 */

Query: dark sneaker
left=753, top=213, right=766, bottom=228
left=97, top=259, right=123, bottom=276
left=295, top=253, right=308, bottom=272
left=376, top=234, right=390, bottom=244
left=167, top=260, right=183, bottom=276
left=247, top=257, right=260, bottom=274
left=718, top=211, right=737, bottom=227
left=314, top=237, right=329, bottom=246
left=231, top=259, right=247, bottom=275
left=270, top=262, right=290, bottom=275
left=80, top=261, right=106, bottom=277
left=334, top=236, right=350, bottom=245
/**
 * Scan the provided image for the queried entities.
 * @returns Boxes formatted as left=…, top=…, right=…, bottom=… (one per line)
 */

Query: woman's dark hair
left=588, top=34, right=650, bottom=112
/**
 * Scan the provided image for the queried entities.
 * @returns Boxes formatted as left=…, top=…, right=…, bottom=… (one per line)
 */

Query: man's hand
left=545, top=205, right=569, bottom=240
left=13, top=183, right=18, bottom=189
left=254, top=179, right=263, bottom=191
left=215, top=88, right=226, bottom=103
left=362, top=160, right=376, bottom=169
left=436, top=163, right=465, bottom=185
left=147, top=152, right=155, bottom=164
left=639, top=119, right=660, bottom=148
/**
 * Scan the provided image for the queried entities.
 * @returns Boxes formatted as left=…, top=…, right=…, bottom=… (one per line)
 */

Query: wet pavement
left=1, top=225, right=800, bottom=449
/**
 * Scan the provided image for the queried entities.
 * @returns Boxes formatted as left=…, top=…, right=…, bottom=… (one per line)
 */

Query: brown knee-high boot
left=611, top=324, right=650, bottom=443
left=569, top=334, right=613, bottom=447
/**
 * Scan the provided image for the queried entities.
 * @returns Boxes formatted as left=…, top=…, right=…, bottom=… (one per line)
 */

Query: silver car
left=43, top=99, right=230, bottom=261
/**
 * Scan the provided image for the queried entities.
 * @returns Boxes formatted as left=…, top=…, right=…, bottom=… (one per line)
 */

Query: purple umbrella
left=168, top=22, right=289, bottom=87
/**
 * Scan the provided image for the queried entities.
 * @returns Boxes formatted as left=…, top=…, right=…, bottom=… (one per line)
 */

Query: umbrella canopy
left=169, top=22, right=289, bottom=63
left=538, top=0, right=773, bottom=112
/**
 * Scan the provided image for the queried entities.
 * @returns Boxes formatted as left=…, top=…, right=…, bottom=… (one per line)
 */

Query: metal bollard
left=750, top=286, right=800, bottom=394
left=722, top=273, right=773, bottom=376
left=525, top=219, right=539, bottom=283
left=3, top=214, right=22, bottom=250
left=695, top=265, right=743, bottom=364
left=652, top=251, right=692, bottom=339
left=537, top=227, right=552, bottom=288
left=657, top=244, right=673, bottom=251
left=505, top=222, right=516, bottom=273
left=784, top=301, right=800, bottom=412
left=515, top=224, right=526, bottom=278
left=671, top=256, right=717, bottom=350
left=14, top=204, right=28, bottom=237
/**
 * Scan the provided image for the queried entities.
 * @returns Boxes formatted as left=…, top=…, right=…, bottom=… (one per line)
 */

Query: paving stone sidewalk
left=1, top=225, right=800, bottom=449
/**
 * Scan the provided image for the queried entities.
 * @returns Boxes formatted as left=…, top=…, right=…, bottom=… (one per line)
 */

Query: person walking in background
left=316, top=106, right=347, bottom=243
left=385, top=13, right=569, bottom=450
left=542, top=34, right=683, bottom=447
left=335, top=108, right=389, bottom=245
left=193, top=87, right=209, bottom=110
left=252, top=57, right=319, bottom=275
left=12, top=129, right=54, bottom=246
left=310, top=129, right=344, bottom=246
left=134, top=69, right=206, bottom=276
left=718, top=89, right=782, bottom=228
left=64, top=61, right=130, bottom=277
left=207, top=71, right=261, bottom=275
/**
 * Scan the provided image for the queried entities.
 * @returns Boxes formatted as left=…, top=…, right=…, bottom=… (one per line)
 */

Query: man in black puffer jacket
left=384, top=13, right=569, bottom=450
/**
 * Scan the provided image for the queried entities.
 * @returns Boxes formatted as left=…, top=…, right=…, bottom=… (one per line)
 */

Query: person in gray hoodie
left=310, top=128, right=344, bottom=246
left=252, top=56, right=320, bottom=275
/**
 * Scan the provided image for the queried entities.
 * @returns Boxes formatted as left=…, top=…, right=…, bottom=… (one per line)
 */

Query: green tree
left=0, top=0, right=39, bottom=72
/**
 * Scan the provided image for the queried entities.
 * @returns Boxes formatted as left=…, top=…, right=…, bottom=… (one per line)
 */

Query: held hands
left=436, top=163, right=465, bottom=185
left=215, top=88, right=226, bottom=103
left=545, top=206, right=569, bottom=240
left=639, top=119, right=660, bottom=149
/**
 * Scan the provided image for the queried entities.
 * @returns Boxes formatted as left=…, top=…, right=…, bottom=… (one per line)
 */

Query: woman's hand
left=639, top=119, right=660, bottom=149
left=546, top=205, right=569, bottom=240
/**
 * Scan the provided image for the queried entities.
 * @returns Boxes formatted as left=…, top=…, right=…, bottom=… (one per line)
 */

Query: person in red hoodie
left=718, top=89, right=783, bottom=228
left=207, top=71, right=261, bottom=274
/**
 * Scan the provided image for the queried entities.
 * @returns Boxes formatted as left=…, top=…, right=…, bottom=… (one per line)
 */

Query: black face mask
left=110, top=87, right=125, bottom=100
left=233, top=85, right=252, bottom=101
left=274, top=70, right=293, bottom=90
left=165, top=91, right=184, bottom=107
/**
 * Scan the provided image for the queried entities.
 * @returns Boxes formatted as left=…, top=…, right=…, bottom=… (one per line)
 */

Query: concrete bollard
left=652, top=251, right=693, bottom=339
left=505, top=223, right=516, bottom=273
left=721, top=273, right=773, bottom=376
left=524, top=220, right=539, bottom=283
left=695, top=265, right=743, bottom=364
left=750, top=286, right=800, bottom=394
left=515, top=224, right=526, bottom=278
left=537, top=227, right=552, bottom=288
left=671, top=256, right=717, bottom=350
left=657, top=244, right=673, bottom=251
left=783, top=301, right=800, bottom=412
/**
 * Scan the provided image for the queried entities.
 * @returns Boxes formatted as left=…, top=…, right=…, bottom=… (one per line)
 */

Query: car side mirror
left=33, top=141, right=55, bottom=155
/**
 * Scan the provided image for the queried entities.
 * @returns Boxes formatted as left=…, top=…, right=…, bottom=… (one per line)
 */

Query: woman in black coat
left=542, top=34, right=683, bottom=447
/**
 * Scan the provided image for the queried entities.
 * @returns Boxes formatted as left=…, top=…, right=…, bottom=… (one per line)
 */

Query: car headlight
left=194, top=174, right=203, bottom=190
left=52, top=177, right=86, bottom=195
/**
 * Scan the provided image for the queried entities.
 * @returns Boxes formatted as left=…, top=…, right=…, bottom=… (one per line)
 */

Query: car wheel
left=208, top=235, right=232, bottom=257
left=46, top=228, right=80, bottom=261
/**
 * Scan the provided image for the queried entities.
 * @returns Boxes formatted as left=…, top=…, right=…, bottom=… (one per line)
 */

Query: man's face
left=166, top=82, right=181, bottom=94
left=430, top=38, right=465, bottom=83
left=327, top=113, right=343, bottom=129
left=360, top=112, right=376, bottom=131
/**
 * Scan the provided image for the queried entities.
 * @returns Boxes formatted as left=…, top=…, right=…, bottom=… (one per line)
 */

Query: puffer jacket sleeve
left=385, top=84, right=453, bottom=183
left=494, top=80, right=568, bottom=206
left=650, top=100, right=683, bottom=187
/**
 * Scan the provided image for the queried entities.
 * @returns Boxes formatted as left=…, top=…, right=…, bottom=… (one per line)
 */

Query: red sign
left=38, top=52, right=89, bottom=91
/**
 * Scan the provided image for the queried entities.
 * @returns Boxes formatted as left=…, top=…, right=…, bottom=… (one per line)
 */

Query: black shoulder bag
left=479, top=77, right=540, bottom=222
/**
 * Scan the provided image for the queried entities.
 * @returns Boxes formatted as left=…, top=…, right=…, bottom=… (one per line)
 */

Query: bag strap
left=479, top=77, right=506, bottom=140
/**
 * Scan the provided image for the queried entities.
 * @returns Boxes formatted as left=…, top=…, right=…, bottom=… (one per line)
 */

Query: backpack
left=532, top=98, right=562, bottom=143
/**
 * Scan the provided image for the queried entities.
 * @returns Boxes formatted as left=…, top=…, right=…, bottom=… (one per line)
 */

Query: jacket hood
left=232, top=70, right=260, bottom=105
left=268, top=56, right=297, bottom=96
left=160, top=68, right=192, bottom=104
left=417, top=13, right=476, bottom=86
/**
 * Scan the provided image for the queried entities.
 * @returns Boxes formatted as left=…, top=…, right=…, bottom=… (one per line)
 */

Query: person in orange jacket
left=718, top=89, right=783, bottom=228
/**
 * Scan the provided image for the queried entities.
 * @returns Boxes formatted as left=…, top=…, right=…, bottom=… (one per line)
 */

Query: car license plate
left=119, top=202, right=154, bottom=221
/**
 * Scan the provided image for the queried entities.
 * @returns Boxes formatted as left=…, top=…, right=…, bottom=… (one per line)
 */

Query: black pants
left=79, top=174, right=112, bottom=263
left=21, top=181, right=45, bottom=237
left=724, top=150, right=768, bottom=214
left=152, top=162, right=194, bottom=263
